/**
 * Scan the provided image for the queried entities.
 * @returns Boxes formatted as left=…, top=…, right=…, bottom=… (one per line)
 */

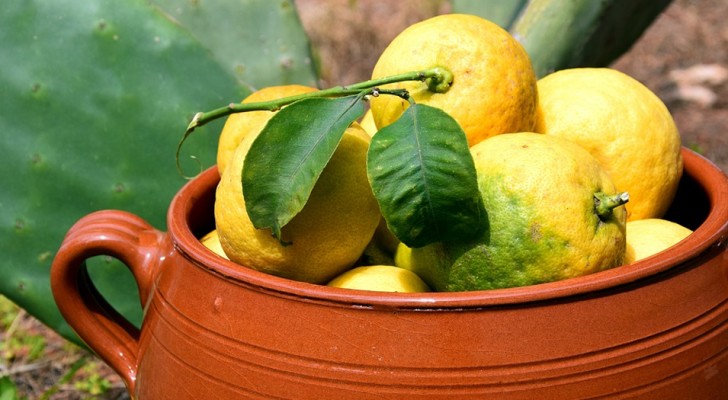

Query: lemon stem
left=424, top=66, right=454, bottom=93
left=594, top=192, right=630, bottom=220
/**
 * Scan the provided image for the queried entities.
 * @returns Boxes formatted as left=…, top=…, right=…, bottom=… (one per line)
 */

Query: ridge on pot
left=51, top=148, right=728, bottom=399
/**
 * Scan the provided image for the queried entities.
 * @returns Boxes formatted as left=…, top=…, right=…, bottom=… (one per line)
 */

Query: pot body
left=51, top=149, right=728, bottom=399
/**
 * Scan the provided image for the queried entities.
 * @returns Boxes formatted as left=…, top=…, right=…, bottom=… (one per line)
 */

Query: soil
left=3, top=0, right=726, bottom=399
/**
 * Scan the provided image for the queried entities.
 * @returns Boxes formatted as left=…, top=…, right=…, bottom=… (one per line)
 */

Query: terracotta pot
left=51, top=148, right=728, bottom=399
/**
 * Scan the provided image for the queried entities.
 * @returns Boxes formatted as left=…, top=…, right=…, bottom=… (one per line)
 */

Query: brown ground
left=2, top=0, right=726, bottom=399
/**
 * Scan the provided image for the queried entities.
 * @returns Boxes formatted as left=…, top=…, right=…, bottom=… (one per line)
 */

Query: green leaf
left=243, top=95, right=366, bottom=240
left=367, top=104, right=485, bottom=248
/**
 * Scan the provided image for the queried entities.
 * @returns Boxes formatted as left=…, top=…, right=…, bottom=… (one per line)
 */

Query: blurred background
left=2, top=0, right=726, bottom=398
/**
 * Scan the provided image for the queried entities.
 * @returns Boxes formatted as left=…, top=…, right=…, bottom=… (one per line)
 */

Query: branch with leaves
left=179, top=66, right=485, bottom=248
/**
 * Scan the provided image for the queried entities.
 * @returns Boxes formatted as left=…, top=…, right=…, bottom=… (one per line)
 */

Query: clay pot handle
left=50, top=210, right=164, bottom=393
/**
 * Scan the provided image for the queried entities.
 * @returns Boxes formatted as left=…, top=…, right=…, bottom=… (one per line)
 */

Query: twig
left=3, top=360, right=52, bottom=376
left=175, top=66, right=453, bottom=178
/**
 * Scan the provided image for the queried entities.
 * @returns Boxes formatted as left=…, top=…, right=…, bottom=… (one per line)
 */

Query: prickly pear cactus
left=452, top=0, right=528, bottom=28
left=453, top=0, right=673, bottom=77
left=0, top=0, right=317, bottom=344
left=151, top=0, right=318, bottom=89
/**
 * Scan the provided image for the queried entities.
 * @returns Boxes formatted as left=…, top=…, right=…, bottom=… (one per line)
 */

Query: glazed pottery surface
left=51, top=148, right=728, bottom=399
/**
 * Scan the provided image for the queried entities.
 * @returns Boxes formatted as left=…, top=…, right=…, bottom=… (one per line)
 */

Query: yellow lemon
left=215, top=123, right=381, bottom=284
left=370, top=14, right=538, bottom=146
left=535, top=68, right=683, bottom=221
left=199, top=229, right=229, bottom=260
left=397, top=133, right=627, bottom=291
left=327, top=265, right=430, bottom=293
left=625, top=218, right=693, bottom=263
left=359, top=108, right=377, bottom=137
left=216, top=84, right=318, bottom=174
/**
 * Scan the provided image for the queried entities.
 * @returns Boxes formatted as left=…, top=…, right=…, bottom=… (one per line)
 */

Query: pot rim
left=168, top=147, right=728, bottom=309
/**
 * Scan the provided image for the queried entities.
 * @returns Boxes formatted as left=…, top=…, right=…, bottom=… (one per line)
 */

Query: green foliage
left=0, top=1, right=316, bottom=345
left=243, top=96, right=366, bottom=240
left=240, top=92, right=483, bottom=250
left=72, top=362, right=112, bottom=397
left=217, top=64, right=482, bottom=250
left=0, top=296, right=102, bottom=400
left=1, top=298, right=46, bottom=365
left=0, top=296, right=18, bottom=329
left=0, top=376, right=21, bottom=400
left=3, top=335, right=46, bottom=363
left=367, top=104, right=485, bottom=248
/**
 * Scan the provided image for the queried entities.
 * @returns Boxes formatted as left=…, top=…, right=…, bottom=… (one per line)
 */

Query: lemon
left=216, top=84, right=317, bottom=174
left=370, top=14, right=538, bottom=147
left=397, top=132, right=627, bottom=291
left=327, top=265, right=430, bottom=293
left=625, top=218, right=693, bottom=263
left=359, top=108, right=377, bottom=137
left=215, top=123, right=381, bottom=284
left=394, top=241, right=446, bottom=287
left=535, top=68, right=683, bottom=221
left=199, top=229, right=229, bottom=260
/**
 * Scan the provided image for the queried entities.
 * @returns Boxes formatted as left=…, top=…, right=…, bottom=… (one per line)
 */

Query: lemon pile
left=201, top=14, right=691, bottom=293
